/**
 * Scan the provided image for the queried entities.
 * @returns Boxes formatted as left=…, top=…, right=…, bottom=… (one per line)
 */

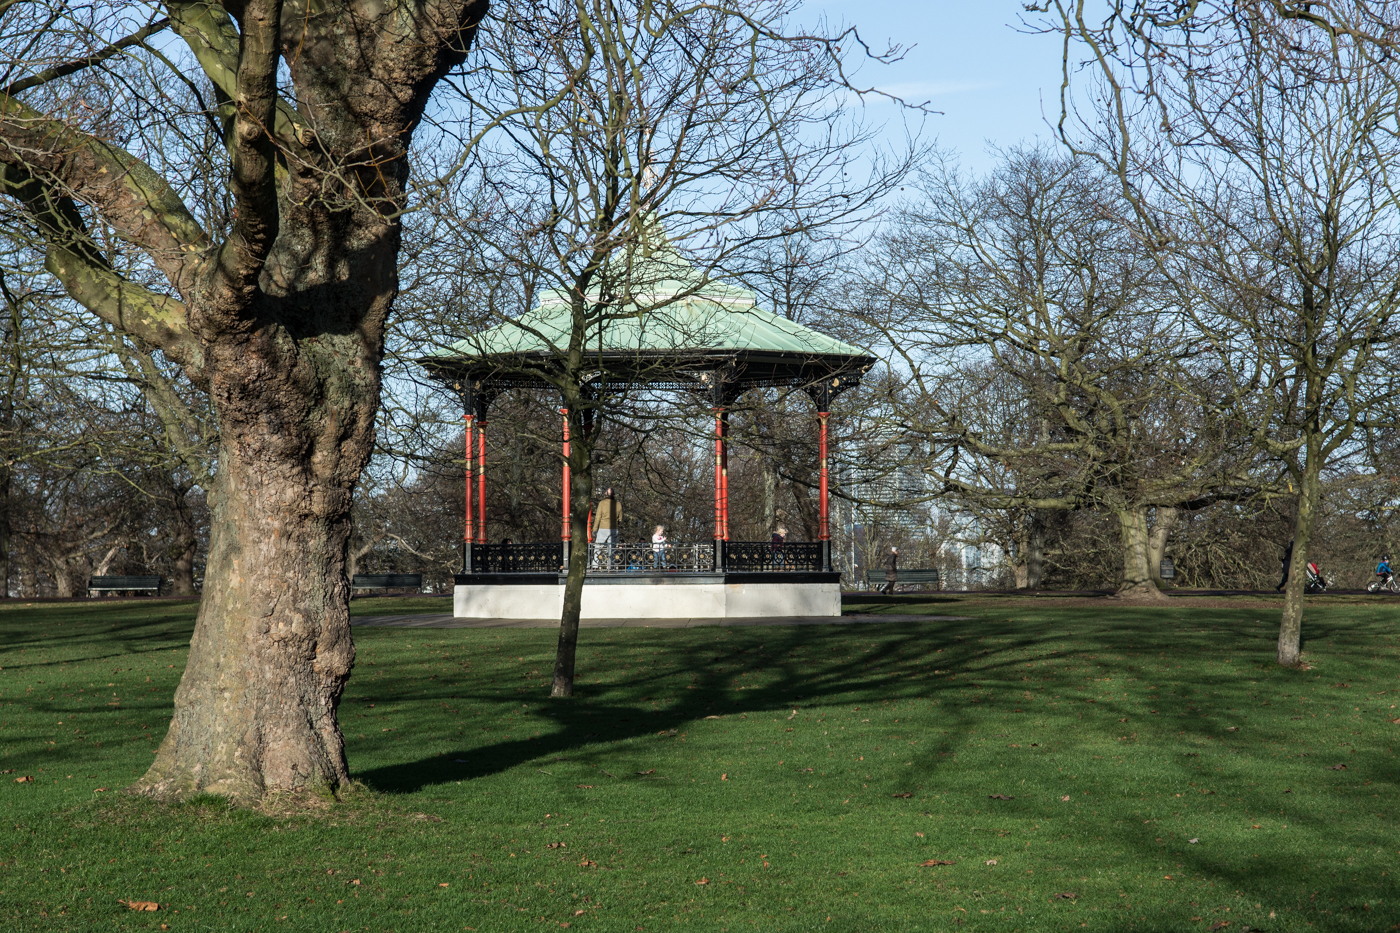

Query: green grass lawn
left=2, top=594, right=1400, bottom=931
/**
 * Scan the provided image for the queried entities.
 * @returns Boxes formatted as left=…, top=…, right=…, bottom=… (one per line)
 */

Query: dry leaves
left=920, top=859, right=955, bottom=866
left=720, top=774, right=728, bottom=781
left=798, top=768, right=814, bottom=773
left=892, top=792, right=913, bottom=798
left=575, top=784, right=593, bottom=789
left=1060, top=795, right=1071, bottom=802
left=694, top=877, right=709, bottom=885
left=578, top=859, right=596, bottom=868
left=118, top=900, right=159, bottom=911
left=546, top=842, right=567, bottom=849
left=985, top=859, right=998, bottom=866
left=635, top=769, right=655, bottom=776
left=1051, top=892, right=1077, bottom=900
left=94, top=788, right=108, bottom=793
left=438, top=883, right=449, bottom=888
left=1327, top=764, right=1348, bottom=771
left=1189, top=838, right=1199, bottom=844
left=988, top=794, right=1014, bottom=800
left=14, top=776, right=33, bottom=783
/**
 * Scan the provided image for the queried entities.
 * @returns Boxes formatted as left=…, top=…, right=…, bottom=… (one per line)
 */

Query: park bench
left=88, top=575, right=162, bottom=597
left=350, top=573, right=423, bottom=595
left=865, top=568, right=941, bottom=592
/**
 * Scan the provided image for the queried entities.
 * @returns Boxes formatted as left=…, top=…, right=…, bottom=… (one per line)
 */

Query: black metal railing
left=462, top=540, right=827, bottom=574
left=725, top=540, right=824, bottom=572
left=585, top=541, right=715, bottom=573
left=471, top=542, right=565, bottom=573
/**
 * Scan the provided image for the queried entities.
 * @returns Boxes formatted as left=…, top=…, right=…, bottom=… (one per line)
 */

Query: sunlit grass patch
left=2, top=594, right=1399, bottom=930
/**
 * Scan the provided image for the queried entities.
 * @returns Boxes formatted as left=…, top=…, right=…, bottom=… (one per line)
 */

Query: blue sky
left=800, top=1, right=1069, bottom=174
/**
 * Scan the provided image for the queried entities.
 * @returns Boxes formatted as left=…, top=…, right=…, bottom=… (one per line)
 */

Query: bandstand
left=421, top=252, right=874, bottom=620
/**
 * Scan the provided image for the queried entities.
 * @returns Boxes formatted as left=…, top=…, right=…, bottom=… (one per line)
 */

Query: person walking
left=591, top=488, right=621, bottom=569
left=652, top=524, right=668, bottom=569
left=882, top=546, right=899, bottom=594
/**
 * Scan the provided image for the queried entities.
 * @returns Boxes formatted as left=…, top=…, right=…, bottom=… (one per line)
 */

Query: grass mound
left=1, top=594, right=1398, bottom=930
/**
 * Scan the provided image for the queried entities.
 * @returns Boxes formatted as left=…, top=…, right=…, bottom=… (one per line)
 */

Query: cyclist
left=1378, top=554, right=1394, bottom=585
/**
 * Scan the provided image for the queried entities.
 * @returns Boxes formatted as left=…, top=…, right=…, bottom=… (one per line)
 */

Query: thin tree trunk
left=1115, top=506, right=1168, bottom=601
left=553, top=427, right=593, bottom=698
left=1278, top=440, right=1321, bottom=667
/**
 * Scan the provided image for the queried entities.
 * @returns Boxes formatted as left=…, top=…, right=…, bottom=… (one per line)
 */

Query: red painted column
left=475, top=420, right=488, bottom=544
left=464, top=413, right=475, bottom=547
left=818, top=411, right=831, bottom=541
left=720, top=410, right=731, bottom=540
left=560, top=408, right=571, bottom=541
left=713, top=409, right=724, bottom=542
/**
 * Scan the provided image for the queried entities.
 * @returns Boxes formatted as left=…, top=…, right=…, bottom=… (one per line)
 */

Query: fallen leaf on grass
left=348, top=879, right=361, bottom=886
left=695, top=877, right=709, bottom=885
left=1060, top=795, right=1071, bottom=802
left=575, top=784, right=593, bottom=789
left=0, top=769, right=11, bottom=774
left=721, top=774, right=728, bottom=781
left=118, top=900, right=159, bottom=911
left=892, top=792, right=913, bottom=798
left=635, top=769, right=655, bottom=775
left=14, top=776, right=32, bottom=783
left=988, top=794, right=1014, bottom=800
left=546, top=842, right=567, bottom=849
left=573, top=909, right=586, bottom=916
left=1327, top=764, right=1347, bottom=771
left=920, top=859, right=955, bottom=866
left=798, top=768, right=814, bottom=773
left=94, top=788, right=108, bottom=793
left=985, top=859, right=998, bottom=866
left=1051, top=892, right=1077, bottom=900
left=438, top=883, right=449, bottom=887
left=703, top=715, right=722, bottom=720
left=1189, top=838, right=1199, bottom=844
left=1227, top=727, right=1239, bottom=732
left=578, top=859, right=596, bottom=868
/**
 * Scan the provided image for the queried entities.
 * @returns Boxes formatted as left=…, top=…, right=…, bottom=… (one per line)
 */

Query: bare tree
left=865, top=148, right=1262, bottom=600
left=1049, top=0, right=1400, bottom=660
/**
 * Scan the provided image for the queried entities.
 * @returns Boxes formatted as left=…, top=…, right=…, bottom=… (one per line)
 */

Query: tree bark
left=1278, top=439, right=1321, bottom=667
left=552, top=416, right=593, bottom=699
left=1115, top=506, right=1168, bottom=601
left=1147, top=506, right=1178, bottom=588
left=135, top=313, right=380, bottom=796
left=168, top=487, right=199, bottom=598
left=1024, top=510, right=1046, bottom=590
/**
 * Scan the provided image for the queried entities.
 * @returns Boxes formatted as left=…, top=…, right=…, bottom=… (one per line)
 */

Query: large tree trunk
left=1114, top=505, right=1169, bottom=602
left=134, top=332, right=376, bottom=800
left=1024, top=510, right=1046, bottom=590
left=1147, top=506, right=1178, bottom=588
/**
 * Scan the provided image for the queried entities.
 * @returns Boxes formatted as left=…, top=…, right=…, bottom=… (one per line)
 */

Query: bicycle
left=1368, top=572, right=1400, bottom=594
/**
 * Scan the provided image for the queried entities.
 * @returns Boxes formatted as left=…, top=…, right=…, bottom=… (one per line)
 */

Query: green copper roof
left=421, top=237, right=871, bottom=367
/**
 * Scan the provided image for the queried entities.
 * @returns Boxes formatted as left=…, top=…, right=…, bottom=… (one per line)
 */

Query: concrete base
left=453, top=580, right=840, bottom=620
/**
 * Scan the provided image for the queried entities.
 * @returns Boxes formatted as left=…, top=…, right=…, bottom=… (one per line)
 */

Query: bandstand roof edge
left=416, top=231, right=877, bottom=400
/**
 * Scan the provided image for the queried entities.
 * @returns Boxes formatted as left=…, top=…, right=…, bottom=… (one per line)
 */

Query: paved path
left=351, top=612, right=971, bottom=629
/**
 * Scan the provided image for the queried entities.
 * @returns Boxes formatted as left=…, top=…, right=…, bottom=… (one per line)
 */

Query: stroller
left=1305, top=561, right=1328, bottom=594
